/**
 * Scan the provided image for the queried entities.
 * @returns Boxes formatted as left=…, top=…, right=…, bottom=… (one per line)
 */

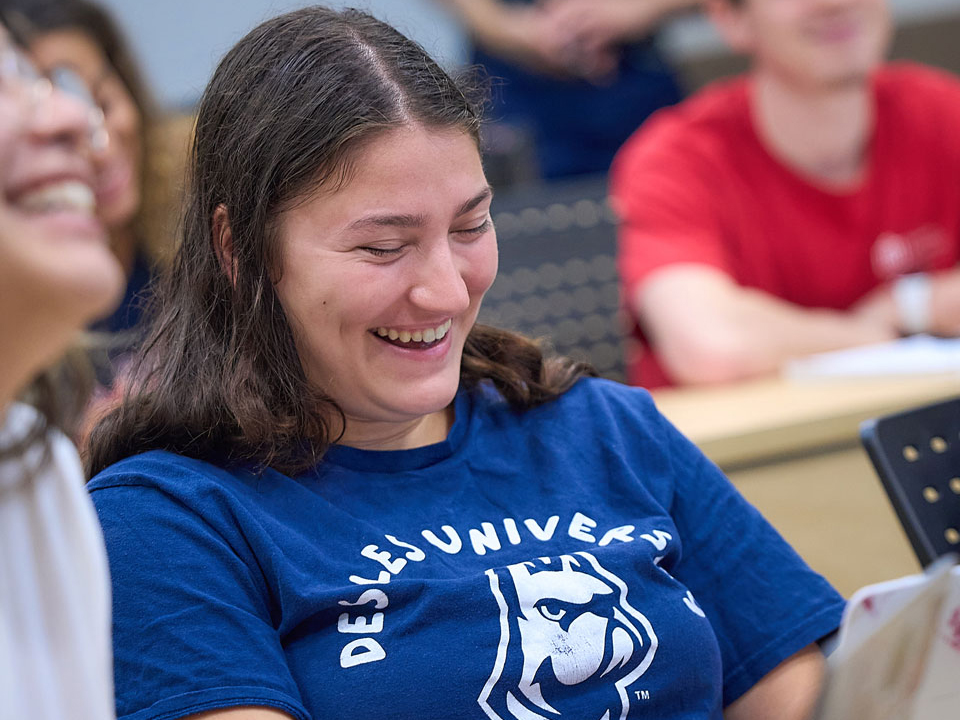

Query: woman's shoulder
left=87, top=449, right=259, bottom=504
left=87, top=450, right=279, bottom=544
left=474, top=377, right=663, bottom=433
left=544, top=377, right=659, bottom=420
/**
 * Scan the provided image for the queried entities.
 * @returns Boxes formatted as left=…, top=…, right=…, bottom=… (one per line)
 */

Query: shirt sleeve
left=90, top=481, right=310, bottom=720
left=648, top=398, right=845, bottom=706
left=610, top=117, right=734, bottom=301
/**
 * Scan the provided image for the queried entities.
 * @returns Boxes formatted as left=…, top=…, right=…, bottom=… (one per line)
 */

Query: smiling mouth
left=371, top=319, right=452, bottom=349
left=14, top=180, right=97, bottom=216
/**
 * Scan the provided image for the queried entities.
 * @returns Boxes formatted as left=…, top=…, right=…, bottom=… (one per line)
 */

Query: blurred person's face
left=271, top=125, right=498, bottom=447
left=711, top=0, right=891, bottom=90
left=0, top=25, right=123, bottom=357
left=30, top=29, right=142, bottom=236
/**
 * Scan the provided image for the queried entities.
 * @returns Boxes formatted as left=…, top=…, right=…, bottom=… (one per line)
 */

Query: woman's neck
left=338, top=404, right=454, bottom=451
left=751, top=70, right=874, bottom=189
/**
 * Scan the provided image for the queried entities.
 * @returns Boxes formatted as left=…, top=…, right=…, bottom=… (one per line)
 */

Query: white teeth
left=376, top=319, right=452, bottom=345
left=17, top=181, right=96, bottom=215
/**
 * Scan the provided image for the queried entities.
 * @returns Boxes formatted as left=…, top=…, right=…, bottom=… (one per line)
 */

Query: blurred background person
left=1, top=0, right=184, bottom=372
left=436, top=0, right=698, bottom=183
left=0, top=12, right=123, bottom=719
left=611, top=0, right=960, bottom=388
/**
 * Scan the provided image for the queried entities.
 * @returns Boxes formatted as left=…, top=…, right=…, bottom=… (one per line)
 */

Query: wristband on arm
left=892, top=272, right=933, bottom=335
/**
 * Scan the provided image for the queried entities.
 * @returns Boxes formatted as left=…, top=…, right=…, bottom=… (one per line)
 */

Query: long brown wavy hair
left=85, top=6, right=594, bottom=478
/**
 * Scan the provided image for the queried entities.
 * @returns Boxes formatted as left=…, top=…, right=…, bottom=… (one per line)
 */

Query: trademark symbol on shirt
left=634, top=690, right=651, bottom=701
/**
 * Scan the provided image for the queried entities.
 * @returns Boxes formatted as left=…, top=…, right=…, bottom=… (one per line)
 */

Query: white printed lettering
left=684, top=590, right=706, bottom=618
left=360, top=544, right=407, bottom=575
left=349, top=570, right=391, bottom=586
left=598, top=524, right=635, bottom=547
left=421, top=526, right=463, bottom=554
left=337, top=612, right=385, bottom=635
left=503, top=518, right=522, bottom=545
left=568, top=512, right=598, bottom=543
left=523, top=515, right=560, bottom=541
left=469, top=522, right=502, bottom=555
left=340, top=638, right=386, bottom=668
left=640, top=529, right=673, bottom=552
left=385, top=534, right=426, bottom=562
left=338, top=588, right=388, bottom=610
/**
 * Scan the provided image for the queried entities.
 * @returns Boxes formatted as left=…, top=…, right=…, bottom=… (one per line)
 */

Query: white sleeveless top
left=0, top=404, right=115, bottom=720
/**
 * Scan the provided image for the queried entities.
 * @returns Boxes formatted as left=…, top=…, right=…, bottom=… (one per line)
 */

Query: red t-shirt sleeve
left=610, top=112, right=733, bottom=301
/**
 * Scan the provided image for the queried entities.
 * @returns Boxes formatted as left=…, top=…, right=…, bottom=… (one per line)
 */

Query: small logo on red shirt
left=871, top=225, right=951, bottom=279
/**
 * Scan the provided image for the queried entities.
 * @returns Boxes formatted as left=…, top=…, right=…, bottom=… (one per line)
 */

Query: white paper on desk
left=784, top=335, right=960, bottom=380
left=813, top=561, right=960, bottom=720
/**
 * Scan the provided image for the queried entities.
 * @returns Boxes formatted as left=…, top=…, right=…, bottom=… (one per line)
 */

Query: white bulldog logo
left=478, top=552, right=658, bottom=720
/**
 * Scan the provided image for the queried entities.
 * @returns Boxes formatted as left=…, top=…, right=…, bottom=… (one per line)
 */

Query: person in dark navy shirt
left=436, top=0, right=692, bottom=179
left=85, top=7, right=843, bottom=720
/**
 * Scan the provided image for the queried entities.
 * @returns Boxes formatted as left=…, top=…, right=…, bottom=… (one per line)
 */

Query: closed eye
left=358, top=246, right=403, bottom=258
left=455, top=218, right=492, bottom=236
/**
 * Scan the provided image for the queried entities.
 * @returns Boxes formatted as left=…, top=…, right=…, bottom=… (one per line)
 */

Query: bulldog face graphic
left=478, top=552, right=657, bottom=720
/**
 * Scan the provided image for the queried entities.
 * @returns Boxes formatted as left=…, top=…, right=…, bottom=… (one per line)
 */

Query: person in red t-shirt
left=611, top=0, right=960, bottom=388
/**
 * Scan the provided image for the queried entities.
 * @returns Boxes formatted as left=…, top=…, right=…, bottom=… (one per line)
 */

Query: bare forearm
left=434, top=0, right=511, bottom=49
left=603, top=0, right=704, bottom=42
left=725, top=644, right=825, bottom=720
left=638, top=269, right=898, bottom=385
left=714, top=289, right=896, bottom=377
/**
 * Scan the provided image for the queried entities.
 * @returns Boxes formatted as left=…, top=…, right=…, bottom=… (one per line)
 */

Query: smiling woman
left=1, top=0, right=171, bottom=389
left=0, top=13, right=122, bottom=720
left=84, top=7, right=844, bottom=720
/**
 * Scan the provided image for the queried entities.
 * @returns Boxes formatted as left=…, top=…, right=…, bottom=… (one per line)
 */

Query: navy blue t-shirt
left=88, top=379, right=843, bottom=720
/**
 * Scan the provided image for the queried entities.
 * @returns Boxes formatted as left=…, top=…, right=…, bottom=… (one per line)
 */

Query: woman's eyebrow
left=456, top=186, right=493, bottom=217
left=346, top=186, right=494, bottom=231
left=348, top=212, right=426, bottom=231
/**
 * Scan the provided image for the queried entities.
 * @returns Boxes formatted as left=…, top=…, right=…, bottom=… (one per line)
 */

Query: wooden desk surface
left=652, top=374, right=960, bottom=469
left=651, top=375, right=960, bottom=594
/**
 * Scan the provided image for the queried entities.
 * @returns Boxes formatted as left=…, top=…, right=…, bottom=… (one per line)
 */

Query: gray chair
left=860, top=397, right=960, bottom=566
left=479, top=175, right=627, bottom=382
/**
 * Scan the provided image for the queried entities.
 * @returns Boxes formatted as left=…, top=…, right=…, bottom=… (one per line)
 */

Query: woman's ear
left=212, top=204, right=237, bottom=286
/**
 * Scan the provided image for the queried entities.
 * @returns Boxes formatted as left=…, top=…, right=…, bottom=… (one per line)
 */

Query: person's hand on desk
left=852, top=267, right=960, bottom=337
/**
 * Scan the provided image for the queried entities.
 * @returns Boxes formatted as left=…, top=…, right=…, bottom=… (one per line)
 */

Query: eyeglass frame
left=0, top=23, right=108, bottom=150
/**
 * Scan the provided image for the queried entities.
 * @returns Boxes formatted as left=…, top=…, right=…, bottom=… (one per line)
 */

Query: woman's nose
left=27, top=79, right=104, bottom=154
left=408, top=240, right=471, bottom=315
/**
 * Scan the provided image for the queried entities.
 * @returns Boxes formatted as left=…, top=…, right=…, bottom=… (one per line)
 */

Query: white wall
left=100, top=0, right=960, bottom=110
left=97, top=0, right=467, bottom=109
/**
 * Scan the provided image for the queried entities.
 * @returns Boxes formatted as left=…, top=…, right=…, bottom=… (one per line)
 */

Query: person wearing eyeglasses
left=2, top=0, right=175, bottom=421
left=0, top=16, right=123, bottom=720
